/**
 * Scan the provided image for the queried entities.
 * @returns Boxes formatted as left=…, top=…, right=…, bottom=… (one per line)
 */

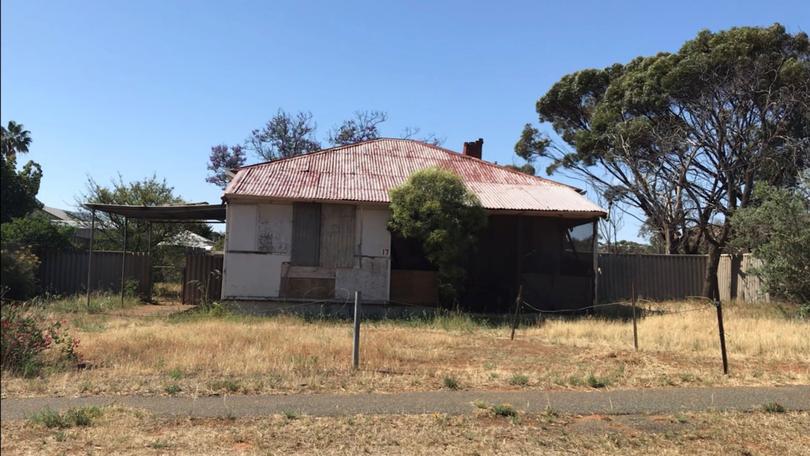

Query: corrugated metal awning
left=83, top=203, right=226, bottom=221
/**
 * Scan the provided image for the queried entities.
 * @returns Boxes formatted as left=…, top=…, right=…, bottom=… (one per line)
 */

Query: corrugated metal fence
left=599, top=253, right=767, bottom=302
left=38, top=250, right=151, bottom=296
left=182, top=253, right=223, bottom=305
left=717, top=254, right=766, bottom=302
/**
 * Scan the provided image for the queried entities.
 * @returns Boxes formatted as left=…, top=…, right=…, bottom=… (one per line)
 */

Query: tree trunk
left=702, top=243, right=722, bottom=299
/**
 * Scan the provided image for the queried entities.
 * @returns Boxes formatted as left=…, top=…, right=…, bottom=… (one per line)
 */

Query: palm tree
left=0, top=120, right=33, bottom=160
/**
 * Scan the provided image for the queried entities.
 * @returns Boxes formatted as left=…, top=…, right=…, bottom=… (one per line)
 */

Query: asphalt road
left=2, top=385, right=808, bottom=420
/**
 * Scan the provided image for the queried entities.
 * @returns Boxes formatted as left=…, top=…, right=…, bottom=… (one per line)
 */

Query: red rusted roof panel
left=224, top=139, right=605, bottom=215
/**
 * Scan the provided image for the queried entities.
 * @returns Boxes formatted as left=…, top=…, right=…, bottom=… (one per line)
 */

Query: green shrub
left=443, top=375, right=460, bottom=390
left=732, top=180, right=810, bottom=306
left=586, top=373, right=610, bottom=388
left=168, top=367, right=184, bottom=380
left=509, top=374, right=529, bottom=386
left=164, top=384, right=181, bottom=395
left=0, top=214, right=75, bottom=257
left=491, top=403, right=517, bottom=417
left=0, top=244, right=39, bottom=300
left=30, top=406, right=102, bottom=428
left=388, top=167, right=487, bottom=305
left=29, top=407, right=64, bottom=428
left=763, top=402, right=786, bottom=413
left=209, top=379, right=240, bottom=393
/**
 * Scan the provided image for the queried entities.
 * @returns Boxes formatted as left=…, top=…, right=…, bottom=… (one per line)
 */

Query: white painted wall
left=336, top=207, right=391, bottom=301
left=257, top=204, right=292, bottom=254
left=222, top=202, right=292, bottom=299
left=223, top=253, right=288, bottom=298
left=226, top=204, right=257, bottom=251
left=360, top=208, right=391, bottom=257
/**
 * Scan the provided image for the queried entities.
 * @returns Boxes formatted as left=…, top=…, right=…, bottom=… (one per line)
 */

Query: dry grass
left=1, top=406, right=808, bottom=455
left=1, top=300, right=807, bottom=397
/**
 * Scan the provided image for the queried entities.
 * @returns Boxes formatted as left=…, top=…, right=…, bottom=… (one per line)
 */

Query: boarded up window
left=319, top=204, right=356, bottom=268
left=291, top=203, right=320, bottom=266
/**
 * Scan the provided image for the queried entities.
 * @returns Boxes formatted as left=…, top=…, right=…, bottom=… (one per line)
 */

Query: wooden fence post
left=353, top=290, right=361, bottom=369
left=510, top=285, right=523, bottom=341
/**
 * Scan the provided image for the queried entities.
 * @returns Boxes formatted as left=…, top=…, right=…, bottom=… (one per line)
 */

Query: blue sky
left=2, top=0, right=807, bottom=239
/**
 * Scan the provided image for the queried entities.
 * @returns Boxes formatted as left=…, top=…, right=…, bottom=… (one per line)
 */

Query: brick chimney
left=462, top=138, right=484, bottom=159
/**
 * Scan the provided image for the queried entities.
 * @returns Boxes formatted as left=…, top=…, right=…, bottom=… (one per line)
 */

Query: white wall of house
left=222, top=201, right=391, bottom=301
left=335, top=207, right=391, bottom=301
left=222, top=203, right=292, bottom=299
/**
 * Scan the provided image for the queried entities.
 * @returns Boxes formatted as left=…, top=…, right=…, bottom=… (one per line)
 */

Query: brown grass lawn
left=2, top=406, right=808, bottom=455
left=1, top=299, right=808, bottom=398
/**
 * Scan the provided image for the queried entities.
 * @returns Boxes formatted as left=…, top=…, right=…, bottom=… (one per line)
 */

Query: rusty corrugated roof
left=224, top=138, right=605, bottom=217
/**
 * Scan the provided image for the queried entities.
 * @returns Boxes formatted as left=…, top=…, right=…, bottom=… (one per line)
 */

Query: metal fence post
left=715, top=298, right=729, bottom=375
left=631, top=282, right=639, bottom=351
left=510, top=285, right=523, bottom=341
left=120, top=217, right=128, bottom=306
left=85, top=209, right=96, bottom=308
left=353, top=290, right=361, bottom=369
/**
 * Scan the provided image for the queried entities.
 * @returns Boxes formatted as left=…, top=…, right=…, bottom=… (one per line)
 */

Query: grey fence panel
left=38, top=250, right=150, bottom=296
left=182, top=253, right=223, bottom=305
left=599, top=253, right=765, bottom=303
left=717, top=254, right=769, bottom=302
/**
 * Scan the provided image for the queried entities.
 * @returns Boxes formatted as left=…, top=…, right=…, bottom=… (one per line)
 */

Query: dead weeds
left=1, top=406, right=808, bottom=455
left=1, top=300, right=807, bottom=398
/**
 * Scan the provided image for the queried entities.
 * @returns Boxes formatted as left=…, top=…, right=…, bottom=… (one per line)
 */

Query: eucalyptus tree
left=517, top=24, right=810, bottom=297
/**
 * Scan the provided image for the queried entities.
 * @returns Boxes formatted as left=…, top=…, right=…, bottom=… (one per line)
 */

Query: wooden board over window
left=291, top=203, right=320, bottom=266
left=319, top=204, right=356, bottom=268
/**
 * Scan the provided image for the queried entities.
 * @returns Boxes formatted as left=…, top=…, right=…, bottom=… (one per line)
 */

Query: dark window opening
left=390, top=232, right=434, bottom=271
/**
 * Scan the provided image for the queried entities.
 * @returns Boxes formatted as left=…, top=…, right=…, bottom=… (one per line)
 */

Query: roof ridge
left=234, top=138, right=390, bottom=171
left=233, top=137, right=574, bottom=189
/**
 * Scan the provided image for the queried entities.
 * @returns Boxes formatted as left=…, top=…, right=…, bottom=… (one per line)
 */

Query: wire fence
left=511, top=294, right=730, bottom=375
left=518, top=298, right=713, bottom=316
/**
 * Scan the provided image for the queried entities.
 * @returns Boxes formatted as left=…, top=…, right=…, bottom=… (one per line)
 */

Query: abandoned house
left=220, top=138, right=606, bottom=312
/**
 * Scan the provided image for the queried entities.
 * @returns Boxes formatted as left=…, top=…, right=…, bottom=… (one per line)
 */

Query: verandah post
left=120, top=217, right=128, bottom=306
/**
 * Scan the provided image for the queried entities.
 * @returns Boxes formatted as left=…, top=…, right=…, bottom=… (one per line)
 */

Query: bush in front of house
left=1, top=302, right=80, bottom=376
left=388, top=167, right=487, bottom=306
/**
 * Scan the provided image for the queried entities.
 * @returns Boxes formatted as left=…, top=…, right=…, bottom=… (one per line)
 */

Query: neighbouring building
left=39, top=206, right=93, bottom=247
left=221, top=138, right=605, bottom=313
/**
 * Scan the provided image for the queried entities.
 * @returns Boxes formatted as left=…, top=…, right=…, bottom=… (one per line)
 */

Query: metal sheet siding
left=224, top=139, right=605, bottom=215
